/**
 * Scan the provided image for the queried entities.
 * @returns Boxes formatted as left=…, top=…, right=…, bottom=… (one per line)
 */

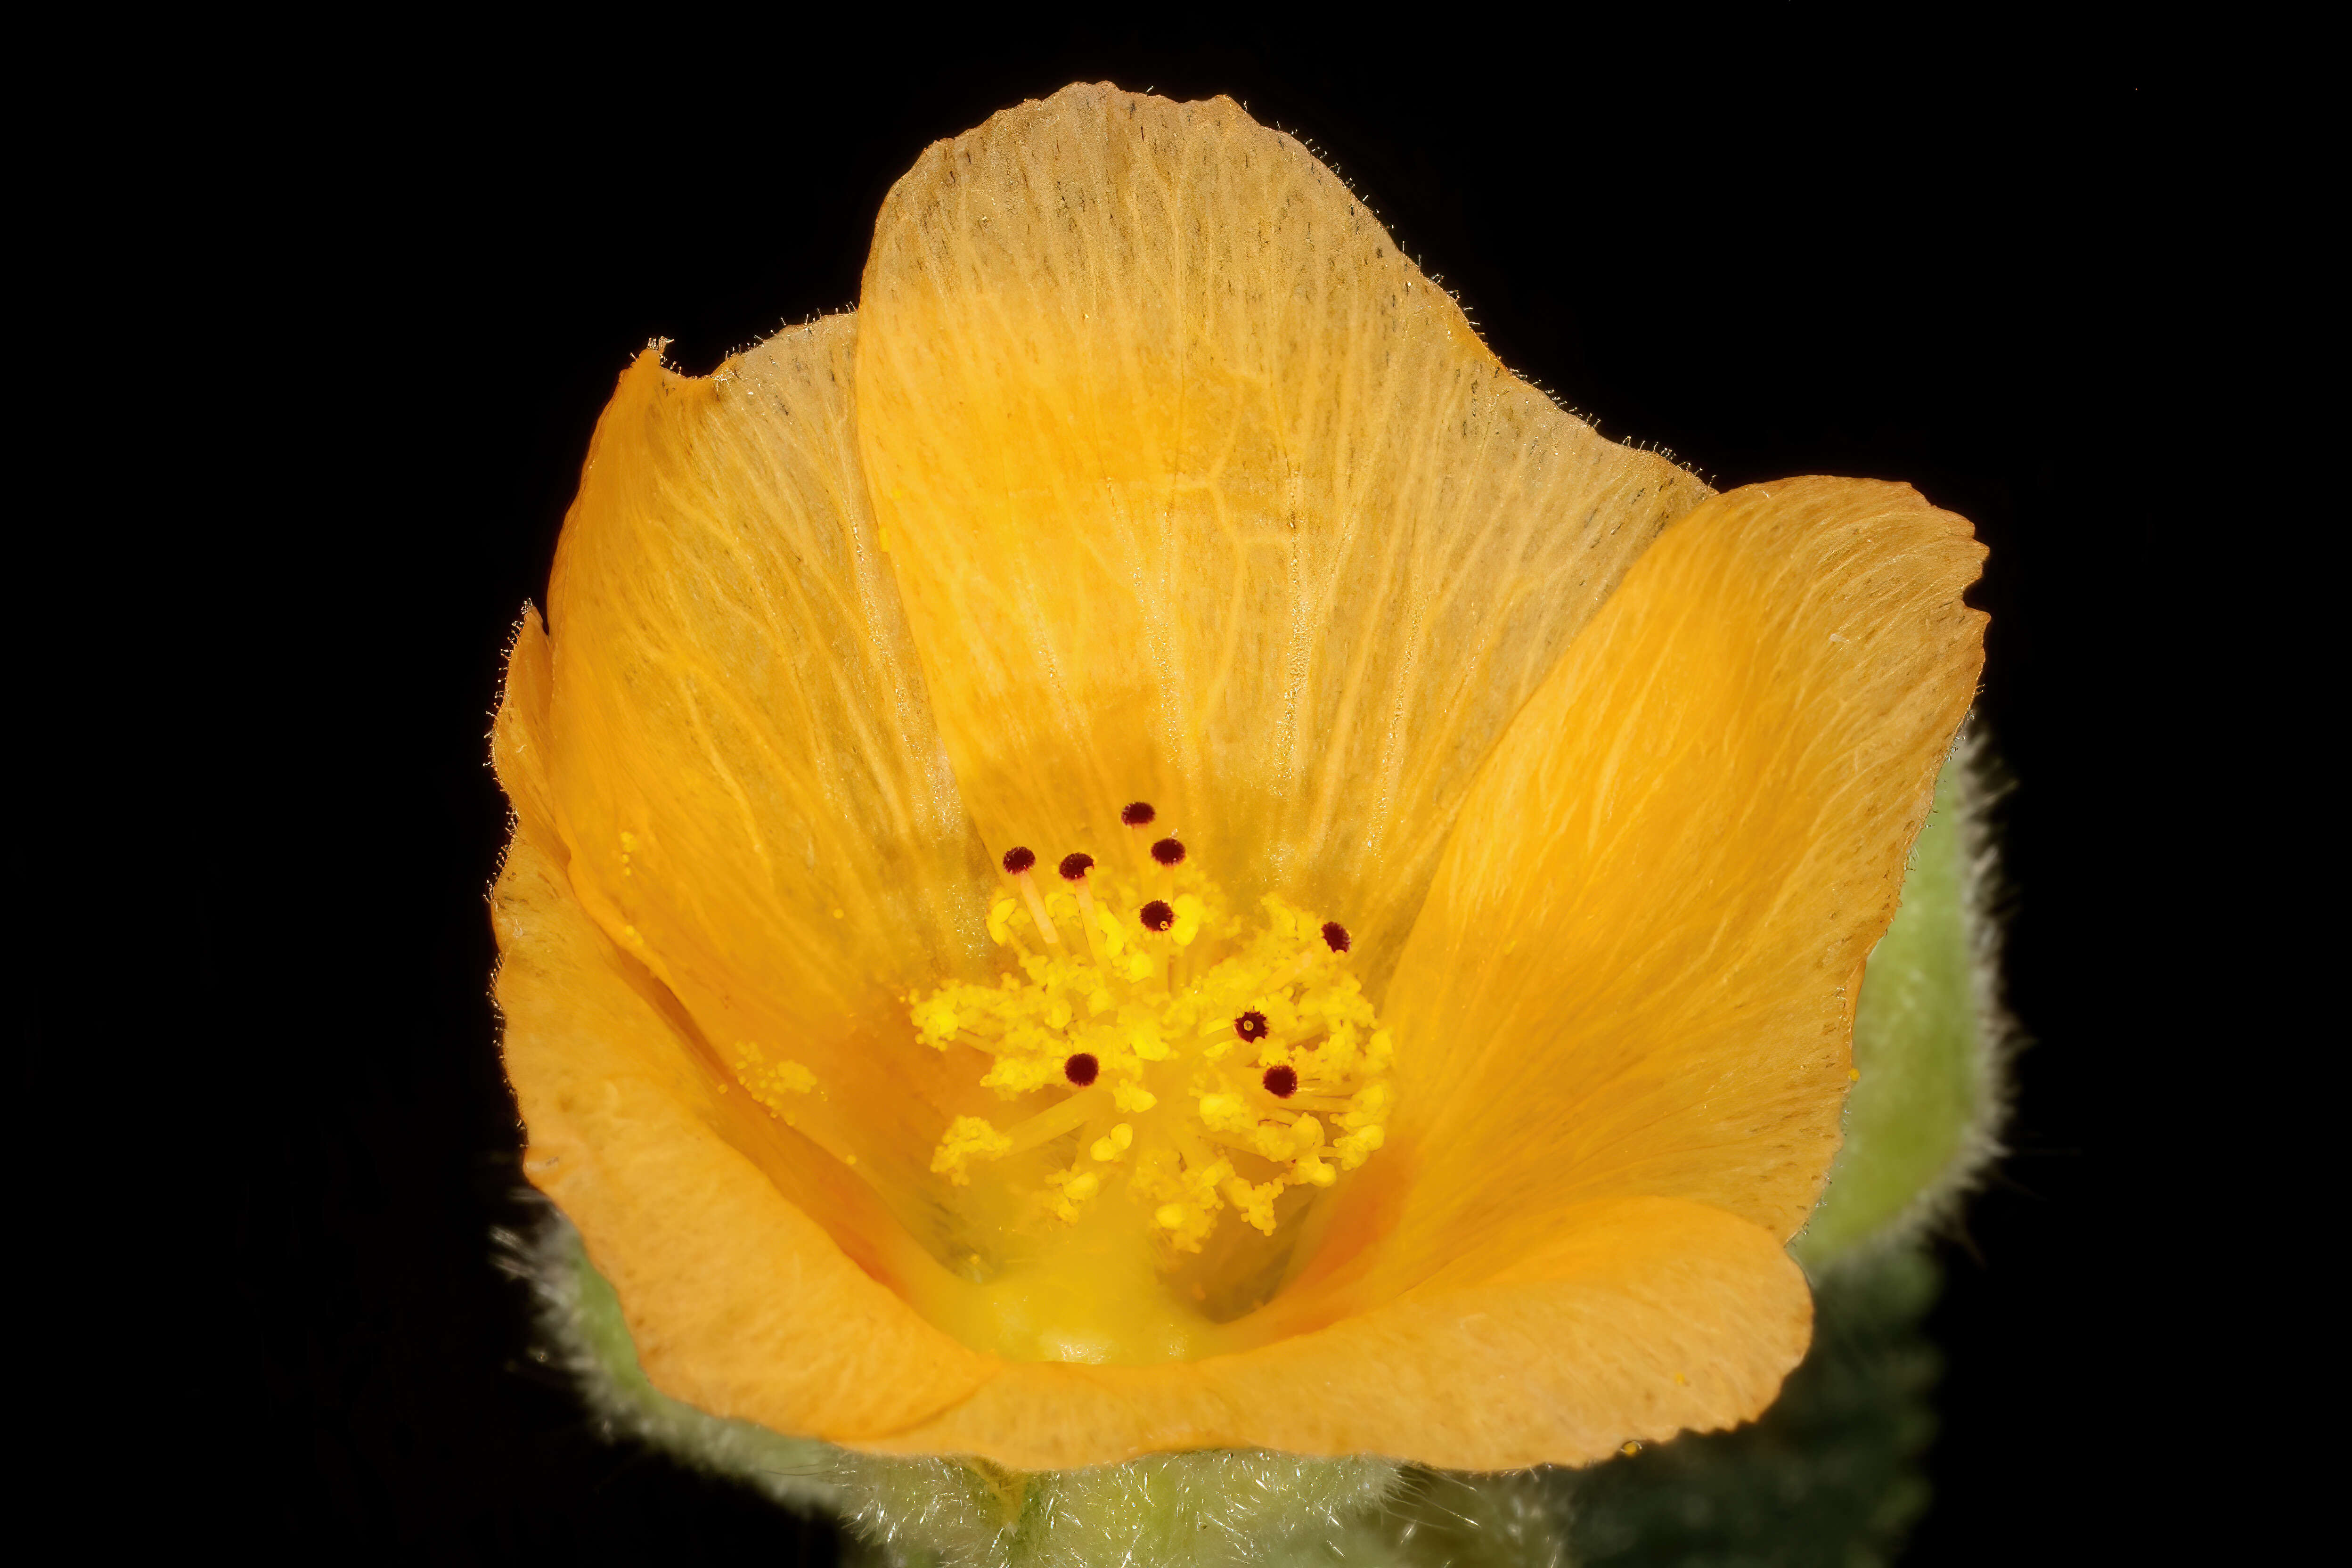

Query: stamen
left=911, top=848, right=1396, bottom=1258
left=1124, top=801, right=1160, bottom=872
left=1059, top=852, right=1105, bottom=962
left=1001, top=845, right=1061, bottom=945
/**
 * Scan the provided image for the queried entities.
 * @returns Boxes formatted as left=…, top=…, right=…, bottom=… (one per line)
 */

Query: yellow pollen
left=725, top=1042, right=818, bottom=1115
left=911, top=847, right=1396, bottom=1263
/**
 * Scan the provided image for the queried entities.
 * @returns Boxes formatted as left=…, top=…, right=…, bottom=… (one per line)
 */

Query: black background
left=98, top=13, right=2213, bottom=1562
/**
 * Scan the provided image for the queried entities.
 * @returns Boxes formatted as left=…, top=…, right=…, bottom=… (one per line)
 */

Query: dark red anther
left=1150, top=837, right=1186, bottom=866
left=1321, top=920, right=1351, bottom=953
left=1139, top=899, right=1175, bottom=932
left=1058, top=852, right=1095, bottom=881
left=1121, top=801, right=1157, bottom=827
left=1234, top=1010, right=1269, bottom=1042
left=1262, top=1064, right=1299, bottom=1099
left=1002, top=846, right=1037, bottom=874
left=1064, top=1052, right=1100, bottom=1086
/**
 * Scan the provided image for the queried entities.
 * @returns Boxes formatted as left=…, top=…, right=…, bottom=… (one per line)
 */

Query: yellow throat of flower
left=882, top=802, right=1395, bottom=1364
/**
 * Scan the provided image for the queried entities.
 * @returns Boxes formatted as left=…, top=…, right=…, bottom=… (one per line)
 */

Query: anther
left=1234, top=1010, right=1269, bottom=1042
left=1064, top=1052, right=1100, bottom=1086
left=1140, top=899, right=1175, bottom=932
left=1123, top=802, right=1162, bottom=874
left=1262, top=1065, right=1299, bottom=1098
left=1000, top=844, right=1061, bottom=944
left=1321, top=920, right=1351, bottom=954
left=1058, top=852, right=1094, bottom=881
left=1151, top=837, right=1186, bottom=867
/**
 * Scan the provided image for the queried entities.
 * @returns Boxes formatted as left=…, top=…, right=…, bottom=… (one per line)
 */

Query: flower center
left=911, top=804, right=1395, bottom=1282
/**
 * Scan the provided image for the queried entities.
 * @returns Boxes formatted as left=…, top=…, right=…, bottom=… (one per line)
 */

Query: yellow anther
left=1170, top=893, right=1205, bottom=946
left=1223, top=1175, right=1283, bottom=1234
left=912, top=996, right=960, bottom=1044
left=911, top=858, right=1397, bottom=1260
left=932, top=1116, right=1013, bottom=1184
left=1093, top=903, right=1128, bottom=956
left=1333, top=1124, right=1385, bottom=1169
left=1182, top=1157, right=1234, bottom=1205
left=1197, top=1092, right=1250, bottom=1132
left=980, top=1055, right=1061, bottom=1095
left=1043, top=1164, right=1103, bottom=1221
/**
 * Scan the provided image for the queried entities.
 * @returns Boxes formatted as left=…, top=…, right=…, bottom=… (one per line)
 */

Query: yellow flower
left=489, top=83, right=1984, bottom=1473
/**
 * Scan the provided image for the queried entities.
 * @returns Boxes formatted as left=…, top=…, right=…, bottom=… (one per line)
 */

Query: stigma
left=914, top=803, right=1395, bottom=1258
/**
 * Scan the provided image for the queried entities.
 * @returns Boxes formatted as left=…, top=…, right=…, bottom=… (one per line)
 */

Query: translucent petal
left=516, top=316, right=996, bottom=1185
left=1359, top=477, right=1986, bottom=1268
left=493, top=832, right=997, bottom=1435
left=856, top=84, right=1708, bottom=973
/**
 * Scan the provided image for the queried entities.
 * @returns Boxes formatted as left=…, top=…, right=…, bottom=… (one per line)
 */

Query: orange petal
left=1356, top=477, right=1985, bottom=1275
left=856, top=84, right=1708, bottom=971
left=493, top=830, right=1000, bottom=1435
left=854, top=1197, right=1807, bottom=1470
left=517, top=315, right=996, bottom=1188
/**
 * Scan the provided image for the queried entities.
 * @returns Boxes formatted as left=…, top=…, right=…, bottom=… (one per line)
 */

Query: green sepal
left=1794, top=727, right=2011, bottom=1272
